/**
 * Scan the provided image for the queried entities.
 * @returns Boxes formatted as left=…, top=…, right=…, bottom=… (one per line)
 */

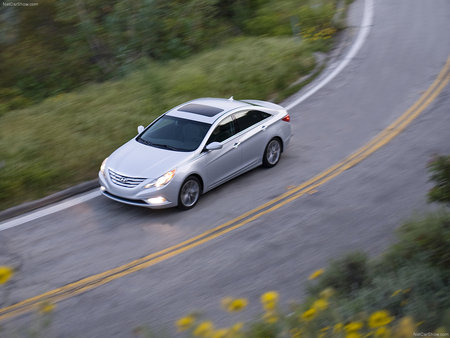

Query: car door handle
left=261, top=125, right=267, bottom=131
left=233, top=142, right=240, bottom=149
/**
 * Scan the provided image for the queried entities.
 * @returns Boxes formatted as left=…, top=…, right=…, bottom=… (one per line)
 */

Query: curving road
left=1, top=0, right=450, bottom=336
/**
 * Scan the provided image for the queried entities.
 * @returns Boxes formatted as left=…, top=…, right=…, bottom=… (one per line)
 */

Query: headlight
left=154, top=169, right=176, bottom=188
left=100, top=157, right=108, bottom=176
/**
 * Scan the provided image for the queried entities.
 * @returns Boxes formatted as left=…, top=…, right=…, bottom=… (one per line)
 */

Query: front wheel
left=262, top=138, right=282, bottom=168
left=178, top=176, right=201, bottom=210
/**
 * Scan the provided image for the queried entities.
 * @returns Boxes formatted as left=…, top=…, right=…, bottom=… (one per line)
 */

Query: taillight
left=282, top=114, right=290, bottom=122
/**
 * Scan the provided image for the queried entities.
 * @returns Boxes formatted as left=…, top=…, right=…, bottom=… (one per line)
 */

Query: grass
left=0, top=37, right=318, bottom=210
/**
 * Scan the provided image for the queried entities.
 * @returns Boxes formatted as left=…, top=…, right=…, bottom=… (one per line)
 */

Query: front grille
left=109, top=169, right=146, bottom=188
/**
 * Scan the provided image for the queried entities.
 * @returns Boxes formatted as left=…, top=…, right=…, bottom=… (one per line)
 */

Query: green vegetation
left=0, top=0, right=340, bottom=108
left=0, top=0, right=347, bottom=211
left=428, top=155, right=450, bottom=204
left=308, top=212, right=449, bottom=331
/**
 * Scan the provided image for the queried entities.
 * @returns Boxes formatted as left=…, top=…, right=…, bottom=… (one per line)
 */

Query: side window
left=206, top=116, right=236, bottom=144
left=234, top=110, right=271, bottom=132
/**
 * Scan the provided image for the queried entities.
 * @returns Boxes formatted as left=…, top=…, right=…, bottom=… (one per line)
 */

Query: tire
left=262, top=138, right=282, bottom=168
left=178, top=176, right=201, bottom=210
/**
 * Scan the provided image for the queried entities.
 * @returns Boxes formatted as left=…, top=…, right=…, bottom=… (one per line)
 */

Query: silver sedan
left=98, top=97, right=292, bottom=209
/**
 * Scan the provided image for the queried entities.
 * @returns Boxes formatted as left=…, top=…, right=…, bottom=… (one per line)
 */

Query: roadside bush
left=298, top=3, right=337, bottom=51
left=428, top=155, right=450, bottom=204
left=381, top=212, right=450, bottom=271
left=308, top=252, right=370, bottom=296
left=244, top=0, right=339, bottom=52
left=244, top=0, right=299, bottom=36
left=0, top=88, right=32, bottom=116
left=306, top=212, right=450, bottom=332
left=1, top=0, right=339, bottom=105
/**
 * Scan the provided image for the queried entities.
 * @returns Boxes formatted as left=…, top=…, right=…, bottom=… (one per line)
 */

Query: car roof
left=166, top=98, right=251, bottom=124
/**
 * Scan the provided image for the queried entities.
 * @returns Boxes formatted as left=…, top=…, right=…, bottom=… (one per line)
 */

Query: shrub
left=308, top=252, right=370, bottom=296
left=381, top=211, right=450, bottom=271
left=308, top=212, right=450, bottom=331
left=428, top=155, right=450, bottom=204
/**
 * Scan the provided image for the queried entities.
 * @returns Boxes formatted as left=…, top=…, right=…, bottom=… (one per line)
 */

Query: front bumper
left=98, top=171, right=177, bottom=208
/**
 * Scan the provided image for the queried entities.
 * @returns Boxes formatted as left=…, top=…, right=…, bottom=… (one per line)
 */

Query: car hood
left=107, top=139, right=193, bottom=178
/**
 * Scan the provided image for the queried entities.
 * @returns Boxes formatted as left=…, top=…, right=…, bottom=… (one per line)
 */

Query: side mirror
left=137, top=125, right=145, bottom=134
left=206, top=142, right=223, bottom=151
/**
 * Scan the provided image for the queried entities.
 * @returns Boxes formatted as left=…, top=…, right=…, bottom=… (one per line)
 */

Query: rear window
left=234, top=110, right=271, bottom=132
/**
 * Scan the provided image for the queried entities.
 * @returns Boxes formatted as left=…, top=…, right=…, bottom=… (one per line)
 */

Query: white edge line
left=0, top=0, right=374, bottom=231
left=0, top=190, right=101, bottom=231
left=285, top=0, right=374, bottom=110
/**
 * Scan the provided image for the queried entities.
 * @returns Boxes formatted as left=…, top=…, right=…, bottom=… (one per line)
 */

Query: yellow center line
left=0, top=57, right=448, bottom=322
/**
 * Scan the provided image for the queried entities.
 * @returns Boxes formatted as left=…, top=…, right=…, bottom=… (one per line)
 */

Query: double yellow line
left=1, top=57, right=449, bottom=322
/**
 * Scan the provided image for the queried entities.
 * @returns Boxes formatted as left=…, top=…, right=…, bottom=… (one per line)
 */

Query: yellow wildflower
left=300, top=308, right=316, bottom=322
left=290, top=327, right=303, bottom=338
left=345, top=333, right=362, bottom=338
left=308, top=269, right=324, bottom=280
left=263, top=311, right=279, bottom=324
left=368, top=311, right=393, bottom=328
left=318, top=326, right=330, bottom=338
left=230, top=322, right=243, bottom=332
left=212, top=328, right=228, bottom=338
left=390, top=289, right=402, bottom=297
left=333, top=322, right=344, bottom=333
left=227, top=298, right=248, bottom=312
left=312, top=298, right=328, bottom=311
left=38, top=302, right=55, bottom=314
left=393, top=317, right=415, bottom=338
left=260, top=291, right=279, bottom=311
left=320, top=287, right=335, bottom=299
left=194, top=321, right=214, bottom=337
left=0, top=266, right=14, bottom=284
left=176, top=315, right=196, bottom=332
left=345, top=321, right=363, bottom=332
left=375, top=326, right=391, bottom=338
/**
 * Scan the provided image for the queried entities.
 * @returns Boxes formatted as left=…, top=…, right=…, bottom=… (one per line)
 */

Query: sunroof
left=178, top=103, right=224, bottom=117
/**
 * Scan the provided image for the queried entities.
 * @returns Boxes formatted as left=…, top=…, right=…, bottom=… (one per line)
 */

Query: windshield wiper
left=150, top=143, right=180, bottom=151
left=137, top=138, right=152, bottom=146
left=137, top=138, right=181, bottom=151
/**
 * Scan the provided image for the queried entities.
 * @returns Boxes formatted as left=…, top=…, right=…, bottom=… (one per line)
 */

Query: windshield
left=137, top=115, right=211, bottom=152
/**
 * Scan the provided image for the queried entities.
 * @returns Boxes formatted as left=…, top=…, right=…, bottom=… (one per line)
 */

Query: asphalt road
left=1, top=0, right=450, bottom=336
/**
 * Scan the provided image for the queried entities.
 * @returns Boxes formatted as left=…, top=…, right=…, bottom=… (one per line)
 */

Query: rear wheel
left=178, top=176, right=201, bottom=210
left=262, top=138, right=282, bottom=168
